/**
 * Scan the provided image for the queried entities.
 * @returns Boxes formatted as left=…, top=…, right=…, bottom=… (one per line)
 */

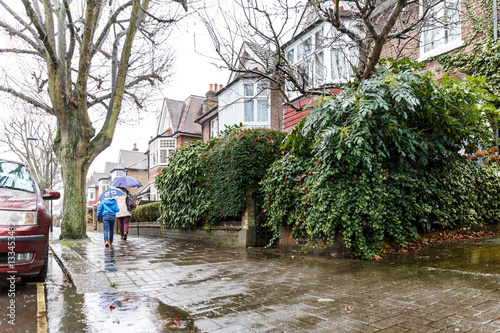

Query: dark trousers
left=103, top=215, right=116, bottom=242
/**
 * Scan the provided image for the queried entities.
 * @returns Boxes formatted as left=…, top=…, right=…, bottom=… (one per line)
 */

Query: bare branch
left=0, top=85, right=53, bottom=113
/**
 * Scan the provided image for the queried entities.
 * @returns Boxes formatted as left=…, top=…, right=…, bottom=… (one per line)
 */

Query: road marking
left=37, top=283, right=47, bottom=333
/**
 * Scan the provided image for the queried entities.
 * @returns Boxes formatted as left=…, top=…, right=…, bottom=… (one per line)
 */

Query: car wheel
left=22, top=243, right=49, bottom=283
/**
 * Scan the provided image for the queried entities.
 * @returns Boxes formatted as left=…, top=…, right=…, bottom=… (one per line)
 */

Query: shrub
left=130, top=201, right=162, bottom=222
left=155, top=126, right=285, bottom=228
left=155, top=140, right=208, bottom=228
left=263, top=59, right=499, bottom=258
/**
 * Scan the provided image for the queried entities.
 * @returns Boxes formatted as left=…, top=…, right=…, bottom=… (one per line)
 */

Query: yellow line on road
left=37, top=283, right=47, bottom=333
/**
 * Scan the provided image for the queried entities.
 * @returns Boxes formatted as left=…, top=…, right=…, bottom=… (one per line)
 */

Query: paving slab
left=50, top=228, right=500, bottom=332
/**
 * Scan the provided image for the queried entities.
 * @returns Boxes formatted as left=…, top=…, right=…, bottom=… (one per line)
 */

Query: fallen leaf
left=110, top=305, right=116, bottom=310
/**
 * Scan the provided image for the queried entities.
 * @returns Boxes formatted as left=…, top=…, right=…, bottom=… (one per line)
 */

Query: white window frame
left=419, top=0, right=463, bottom=61
left=210, top=118, right=218, bottom=138
left=242, top=81, right=270, bottom=126
left=88, top=187, right=95, bottom=201
left=149, top=138, right=176, bottom=168
left=285, top=24, right=356, bottom=98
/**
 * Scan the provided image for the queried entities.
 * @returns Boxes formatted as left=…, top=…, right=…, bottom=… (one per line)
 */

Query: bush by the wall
left=155, top=126, right=285, bottom=228
left=130, top=201, right=161, bottom=222
left=262, top=59, right=499, bottom=258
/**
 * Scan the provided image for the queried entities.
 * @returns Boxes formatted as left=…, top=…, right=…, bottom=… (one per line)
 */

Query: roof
left=114, top=150, right=147, bottom=171
left=127, top=157, right=148, bottom=170
left=158, top=95, right=204, bottom=137
left=86, top=171, right=105, bottom=188
left=103, top=162, right=117, bottom=175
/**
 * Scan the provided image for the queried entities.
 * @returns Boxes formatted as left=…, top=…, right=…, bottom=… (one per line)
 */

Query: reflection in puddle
left=47, top=255, right=196, bottom=332
left=83, top=292, right=196, bottom=332
left=389, top=237, right=500, bottom=276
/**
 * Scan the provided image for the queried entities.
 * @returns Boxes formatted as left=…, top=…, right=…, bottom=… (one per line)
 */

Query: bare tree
left=200, top=0, right=453, bottom=108
left=0, top=0, right=188, bottom=238
left=0, top=108, right=61, bottom=192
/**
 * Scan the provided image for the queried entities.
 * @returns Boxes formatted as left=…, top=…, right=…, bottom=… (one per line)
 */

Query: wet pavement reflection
left=46, top=251, right=197, bottom=332
left=49, top=229, right=500, bottom=332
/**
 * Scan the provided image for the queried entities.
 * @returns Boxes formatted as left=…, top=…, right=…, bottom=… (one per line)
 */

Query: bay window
left=149, top=138, right=176, bottom=167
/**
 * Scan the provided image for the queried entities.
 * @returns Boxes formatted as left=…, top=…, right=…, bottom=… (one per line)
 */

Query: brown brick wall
left=270, top=88, right=284, bottom=131
left=379, top=1, right=489, bottom=75
left=148, top=166, right=165, bottom=181
left=177, top=135, right=198, bottom=147
left=126, top=169, right=148, bottom=195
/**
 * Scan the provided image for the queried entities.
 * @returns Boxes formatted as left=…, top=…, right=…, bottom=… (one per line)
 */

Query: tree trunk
left=59, top=155, right=89, bottom=239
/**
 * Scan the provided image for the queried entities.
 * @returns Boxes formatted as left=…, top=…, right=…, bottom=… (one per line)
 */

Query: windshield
left=0, top=160, right=35, bottom=193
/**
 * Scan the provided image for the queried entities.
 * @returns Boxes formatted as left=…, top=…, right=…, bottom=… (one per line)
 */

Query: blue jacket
left=97, top=198, right=120, bottom=217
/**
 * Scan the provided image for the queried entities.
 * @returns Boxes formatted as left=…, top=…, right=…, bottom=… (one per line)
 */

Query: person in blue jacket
left=97, top=198, right=120, bottom=247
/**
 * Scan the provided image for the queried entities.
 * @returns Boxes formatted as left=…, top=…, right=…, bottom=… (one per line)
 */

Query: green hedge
left=262, top=59, right=500, bottom=258
left=155, top=126, right=285, bottom=228
left=130, top=201, right=161, bottom=222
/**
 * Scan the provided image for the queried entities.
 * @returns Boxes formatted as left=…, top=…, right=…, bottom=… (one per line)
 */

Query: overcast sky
left=88, top=14, right=229, bottom=174
left=0, top=1, right=231, bottom=176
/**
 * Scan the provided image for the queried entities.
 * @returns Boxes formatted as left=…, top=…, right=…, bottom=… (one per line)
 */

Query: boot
left=105, top=240, right=109, bottom=248
left=123, top=233, right=127, bottom=240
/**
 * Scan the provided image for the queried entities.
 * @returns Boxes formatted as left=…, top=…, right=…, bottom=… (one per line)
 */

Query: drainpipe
left=495, top=0, right=499, bottom=144
left=494, top=0, right=498, bottom=39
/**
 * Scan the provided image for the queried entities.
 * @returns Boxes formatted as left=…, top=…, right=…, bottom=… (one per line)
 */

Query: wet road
left=51, top=230, right=500, bottom=332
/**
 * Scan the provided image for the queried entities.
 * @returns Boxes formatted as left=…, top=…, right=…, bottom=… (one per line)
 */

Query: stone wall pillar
left=239, top=188, right=256, bottom=247
left=92, top=204, right=98, bottom=230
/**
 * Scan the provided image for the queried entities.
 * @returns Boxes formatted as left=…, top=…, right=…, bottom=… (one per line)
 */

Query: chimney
left=132, top=143, right=138, bottom=151
left=204, top=83, right=218, bottom=114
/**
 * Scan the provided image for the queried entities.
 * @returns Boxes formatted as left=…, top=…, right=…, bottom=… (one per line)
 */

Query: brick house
left=110, top=146, right=148, bottom=196
left=142, top=95, right=205, bottom=201
left=281, top=1, right=496, bottom=130
left=86, top=145, right=147, bottom=211
left=196, top=42, right=284, bottom=140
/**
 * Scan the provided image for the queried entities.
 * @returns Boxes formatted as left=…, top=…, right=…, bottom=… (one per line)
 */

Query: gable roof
left=115, top=150, right=147, bottom=171
left=228, top=42, right=275, bottom=82
left=157, top=95, right=204, bottom=137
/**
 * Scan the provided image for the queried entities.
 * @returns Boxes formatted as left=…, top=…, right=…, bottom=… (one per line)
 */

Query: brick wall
left=126, top=169, right=148, bottom=195
left=148, top=166, right=165, bottom=180
left=270, top=86, right=284, bottom=131
left=177, top=136, right=198, bottom=147
left=378, top=1, right=489, bottom=75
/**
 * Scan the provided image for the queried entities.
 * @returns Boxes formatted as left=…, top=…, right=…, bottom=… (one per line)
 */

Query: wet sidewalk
left=50, top=228, right=500, bottom=332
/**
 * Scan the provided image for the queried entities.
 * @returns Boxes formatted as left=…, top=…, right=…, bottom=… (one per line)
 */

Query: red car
left=0, top=158, right=60, bottom=282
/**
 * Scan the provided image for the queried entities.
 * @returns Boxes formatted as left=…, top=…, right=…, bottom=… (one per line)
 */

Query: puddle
left=47, top=252, right=197, bottom=332
left=83, top=292, right=196, bottom=332
left=386, top=236, right=500, bottom=276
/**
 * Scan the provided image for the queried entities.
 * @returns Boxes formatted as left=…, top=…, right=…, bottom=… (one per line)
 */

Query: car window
left=0, top=160, right=35, bottom=193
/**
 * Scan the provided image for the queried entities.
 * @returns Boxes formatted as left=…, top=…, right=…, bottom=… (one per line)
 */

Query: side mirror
left=42, top=189, right=61, bottom=200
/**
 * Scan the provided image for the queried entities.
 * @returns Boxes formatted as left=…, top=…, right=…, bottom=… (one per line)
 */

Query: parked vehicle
left=0, top=158, right=60, bottom=282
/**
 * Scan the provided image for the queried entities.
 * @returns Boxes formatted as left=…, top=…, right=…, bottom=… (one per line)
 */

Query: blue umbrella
left=110, top=176, right=143, bottom=188
left=98, top=188, right=125, bottom=202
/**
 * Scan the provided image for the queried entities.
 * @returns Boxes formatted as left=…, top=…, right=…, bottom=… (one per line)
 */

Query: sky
left=88, top=14, right=230, bottom=174
left=0, top=1, right=231, bottom=176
